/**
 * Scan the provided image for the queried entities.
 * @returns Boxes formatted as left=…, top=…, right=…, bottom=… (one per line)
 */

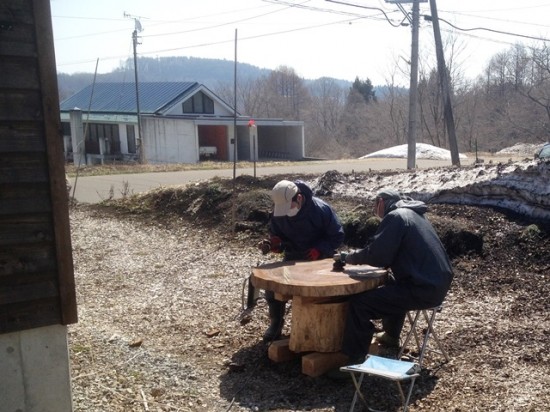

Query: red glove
left=306, top=248, right=321, bottom=261
left=270, top=236, right=282, bottom=253
left=257, top=236, right=283, bottom=255
left=258, top=240, right=271, bottom=255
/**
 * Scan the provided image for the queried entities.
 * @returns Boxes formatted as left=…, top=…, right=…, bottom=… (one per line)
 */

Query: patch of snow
left=497, top=143, right=545, bottom=157
left=360, top=143, right=468, bottom=161
left=313, top=159, right=550, bottom=222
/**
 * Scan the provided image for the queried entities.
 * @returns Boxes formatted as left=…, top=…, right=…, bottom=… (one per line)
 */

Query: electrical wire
left=142, top=1, right=296, bottom=38
left=325, top=0, right=408, bottom=27
left=433, top=15, right=550, bottom=43
left=128, top=15, right=365, bottom=57
left=440, top=10, right=550, bottom=31
left=54, top=1, right=550, bottom=73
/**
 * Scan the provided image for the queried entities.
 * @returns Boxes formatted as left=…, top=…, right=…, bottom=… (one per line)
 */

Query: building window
left=126, top=125, right=136, bottom=154
left=182, top=91, right=214, bottom=114
left=84, top=123, right=121, bottom=154
left=61, top=122, right=71, bottom=136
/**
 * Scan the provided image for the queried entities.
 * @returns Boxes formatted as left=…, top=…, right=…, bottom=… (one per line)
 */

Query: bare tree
left=381, top=65, right=409, bottom=146
left=307, top=77, right=345, bottom=137
left=418, top=68, right=445, bottom=147
left=521, top=44, right=550, bottom=139
left=254, top=66, right=311, bottom=120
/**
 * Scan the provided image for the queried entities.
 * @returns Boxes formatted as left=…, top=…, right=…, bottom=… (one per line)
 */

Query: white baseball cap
left=271, top=180, right=299, bottom=217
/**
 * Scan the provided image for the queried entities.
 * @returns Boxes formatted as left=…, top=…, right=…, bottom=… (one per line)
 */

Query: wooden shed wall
left=0, top=0, right=77, bottom=333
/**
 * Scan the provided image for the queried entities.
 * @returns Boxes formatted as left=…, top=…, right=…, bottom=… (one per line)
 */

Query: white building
left=59, top=82, right=305, bottom=164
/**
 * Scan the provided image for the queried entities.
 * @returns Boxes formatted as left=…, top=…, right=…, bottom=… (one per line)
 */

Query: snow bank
left=497, top=143, right=545, bottom=157
left=360, top=143, right=468, bottom=161
left=314, top=160, right=550, bottom=223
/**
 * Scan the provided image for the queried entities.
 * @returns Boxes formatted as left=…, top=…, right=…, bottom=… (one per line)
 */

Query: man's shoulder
left=311, top=196, right=336, bottom=211
left=386, top=207, right=424, bottom=227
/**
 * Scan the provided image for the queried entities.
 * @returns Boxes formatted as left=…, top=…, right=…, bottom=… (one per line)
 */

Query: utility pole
left=232, top=29, right=238, bottom=180
left=126, top=13, right=145, bottom=164
left=132, top=22, right=145, bottom=164
left=429, top=0, right=460, bottom=166
left=406, top=0, right=420, bottom=169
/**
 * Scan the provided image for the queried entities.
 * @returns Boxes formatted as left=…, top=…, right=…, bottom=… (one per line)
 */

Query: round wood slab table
left=251, top=259, right=387, bottom=354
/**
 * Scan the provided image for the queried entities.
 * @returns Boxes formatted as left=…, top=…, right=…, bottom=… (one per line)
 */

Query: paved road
left=68, top=155, right=514, bottom=204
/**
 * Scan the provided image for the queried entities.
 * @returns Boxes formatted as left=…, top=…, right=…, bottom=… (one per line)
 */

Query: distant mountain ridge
left=57, top=56, right=354, bottom=101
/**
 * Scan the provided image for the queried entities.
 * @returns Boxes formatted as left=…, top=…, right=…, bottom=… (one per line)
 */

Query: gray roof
left=59, top=82, right=200, bottom=114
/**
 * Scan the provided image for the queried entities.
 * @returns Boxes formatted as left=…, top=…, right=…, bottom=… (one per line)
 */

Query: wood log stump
left=289, top=296, right=348, bottom=353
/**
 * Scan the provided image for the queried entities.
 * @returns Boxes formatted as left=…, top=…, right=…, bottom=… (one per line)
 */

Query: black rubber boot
left=263, top=294, right=286, bottom=342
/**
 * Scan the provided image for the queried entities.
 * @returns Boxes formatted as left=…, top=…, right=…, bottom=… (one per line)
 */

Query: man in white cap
left=258, top=179, right=344, bottom=342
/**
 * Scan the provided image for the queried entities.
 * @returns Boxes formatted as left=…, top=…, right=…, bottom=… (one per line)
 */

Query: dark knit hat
left=376, top=188, right=403, bottom=216
left=376, top=188, right=402, bottom=202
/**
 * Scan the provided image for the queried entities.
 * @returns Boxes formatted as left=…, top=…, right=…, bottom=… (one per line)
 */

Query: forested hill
left=57, top=56, right=352, bottom=101
left=57, top=45, right=549, bottom=158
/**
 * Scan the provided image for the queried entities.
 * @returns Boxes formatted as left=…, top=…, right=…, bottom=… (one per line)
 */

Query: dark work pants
left=341, top=282, right=441, bottom=359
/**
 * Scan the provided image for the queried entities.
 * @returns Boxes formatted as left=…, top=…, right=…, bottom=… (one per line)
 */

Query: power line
left=432, top=15, right=550, bottom=43
left=142, top=2, right=293, bottom=38
left=55, top=0, right=400, bottom=69
left=54, top=1, right=550, bottom=73
left=55, top=13, right=365, bottom=70
left=325, top=0, right=408, bottom=27
left=141, top=15, right=366, bottom=55
left=440, top=10, right=550, bottom=31
left=143, top=0, right=401, bottom=39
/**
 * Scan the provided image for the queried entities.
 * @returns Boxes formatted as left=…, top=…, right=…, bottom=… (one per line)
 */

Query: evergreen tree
left=350, top=77, right=376, bottom=104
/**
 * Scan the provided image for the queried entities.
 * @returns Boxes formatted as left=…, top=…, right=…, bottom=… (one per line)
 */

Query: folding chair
left=340, top=355, right=420, bottom=412
left=398, top=305, right=450, bottom=368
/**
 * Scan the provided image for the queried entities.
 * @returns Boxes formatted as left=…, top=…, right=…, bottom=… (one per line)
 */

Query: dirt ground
left=68, top=166, right=549, bottom=412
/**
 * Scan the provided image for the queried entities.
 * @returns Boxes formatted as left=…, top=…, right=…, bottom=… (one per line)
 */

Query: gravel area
left=68, top=164, right=549, bottom=412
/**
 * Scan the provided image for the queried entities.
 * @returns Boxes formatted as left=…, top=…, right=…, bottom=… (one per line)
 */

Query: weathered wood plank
left=0, top=183, right=52, bottom=215
left=0, top=197, right=52, bottom=215
left=0, top=0, right=33, bottom=24
left=0, top=152, right=48, bottom=183
left=0, top=121, right=47, bottom=152
left=0, top=214, right=53, bottom=246
left=0, top=276, right=58, bottom=305
left=267, top=339, right=300, bottom=363
left=0, top=282, right=58, bottom=305
left=0, top=243, right=56, bottom=277
left=0, top=58, right=40, bottom=89
left=0, top=0, right=35, bottom=61
left=0, top=298, right=61, bottom=334
left=0, top=89, right=43, bottom=122
left=0, top=182, right=50, bottom=200
left=0, top=21, right=35, bottom=57
left=301, top=352, right=349, bottom=377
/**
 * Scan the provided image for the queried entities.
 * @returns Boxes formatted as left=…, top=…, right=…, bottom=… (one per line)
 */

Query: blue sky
left=50, top=0, right=550, bottom=85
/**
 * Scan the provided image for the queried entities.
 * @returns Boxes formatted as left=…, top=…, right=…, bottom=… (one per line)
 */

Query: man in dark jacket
left=258, top=179, right=344, bottom=342
left=340, top=188, right=453, bottom=362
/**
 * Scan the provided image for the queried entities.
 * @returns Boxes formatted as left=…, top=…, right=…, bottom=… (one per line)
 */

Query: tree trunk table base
left=289, top=295, right=348, bottom=353
left=253, top=259, right=387, bottom=376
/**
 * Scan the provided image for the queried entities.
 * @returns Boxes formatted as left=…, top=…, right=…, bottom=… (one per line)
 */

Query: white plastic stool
left=340, top=355, right=420, bottom=412
left=398, top=305, right=450, bottom=368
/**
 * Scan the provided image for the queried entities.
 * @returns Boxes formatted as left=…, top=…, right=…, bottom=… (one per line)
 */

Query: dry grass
left=65, top=160, right=307, bottom=178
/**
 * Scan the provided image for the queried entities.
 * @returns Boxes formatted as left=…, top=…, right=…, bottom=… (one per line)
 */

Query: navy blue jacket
left=269, top=181, right=344, bottom=261
left=346, top=199, right=453, bottom=305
